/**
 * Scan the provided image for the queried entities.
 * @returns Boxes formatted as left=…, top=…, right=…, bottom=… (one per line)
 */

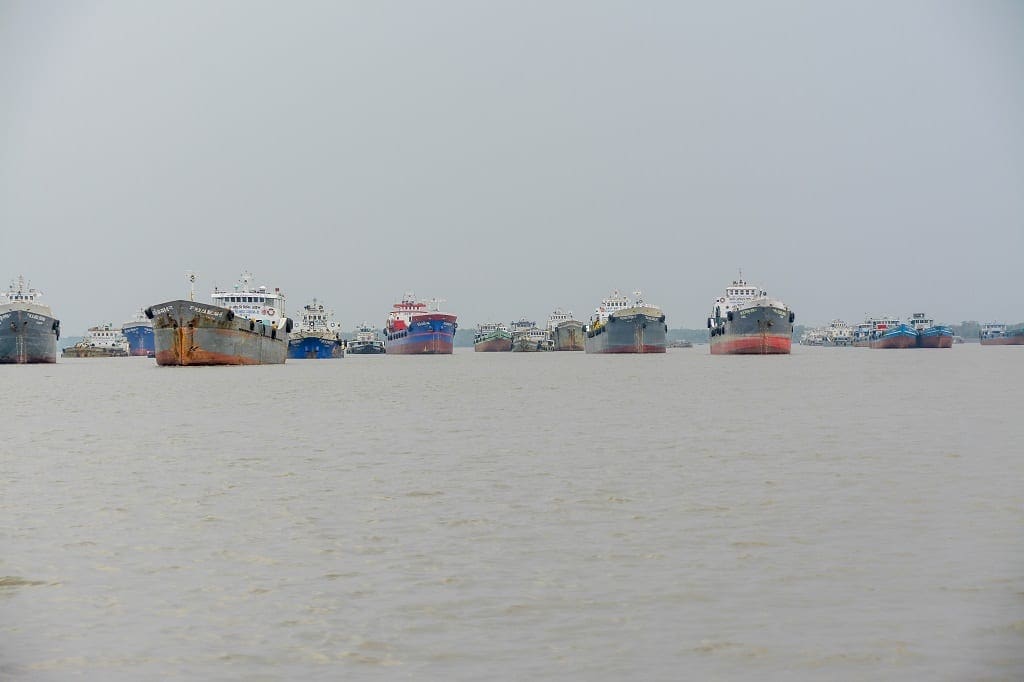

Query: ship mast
left=186, top=271, right=198, bottom=301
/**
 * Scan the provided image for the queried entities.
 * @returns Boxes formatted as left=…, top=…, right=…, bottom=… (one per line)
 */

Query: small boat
left=347, top=323, right=386, bottom=354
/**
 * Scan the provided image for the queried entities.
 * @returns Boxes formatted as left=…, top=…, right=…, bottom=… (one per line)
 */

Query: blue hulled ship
left=287, top=299, right=345, bottom=359
left=383, top=293, right=457, bottom=355
left=121, top=311, right=155, bottom=356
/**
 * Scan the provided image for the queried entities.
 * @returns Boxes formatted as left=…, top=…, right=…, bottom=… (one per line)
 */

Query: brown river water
left=2, top=344, right=1022, bottom=680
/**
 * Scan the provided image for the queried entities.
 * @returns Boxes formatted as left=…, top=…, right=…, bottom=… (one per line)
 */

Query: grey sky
left=2, top=1, right=1022, bottom=333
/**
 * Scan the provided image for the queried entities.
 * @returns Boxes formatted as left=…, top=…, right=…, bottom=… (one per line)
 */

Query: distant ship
left=852, top=316, right=900, bottom=347
left=908, top=312, right=953, bottom=349
left=0, top=275, right=60, bottom=364
left=288, top=299, right=345, bottom=359
left=825, top=320, right=852, bottom=346
left=979, top=322, right=1024, bottom=346
left=62, top=322, right=130, bottom=358
left=147, top=272, right=292, bottom=366
left=121, top=310, right=154, bottom=356
left=548, top=308, right=584, bottom=351
left=707, top=277, right=792, bottom=354
left=585, top=290, right=667, bottom=354
left=383, top=293, right=457, bottom=355
left=869, top=318, right=918, bottom=349
left=474, top=322, right=513, bottom=352
left=347, top=323, right=386, bottom=354
left=510, top=318, right=552, bottom=352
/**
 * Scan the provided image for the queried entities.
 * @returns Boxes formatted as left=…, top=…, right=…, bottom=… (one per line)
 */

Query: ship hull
left=980, top=330, right=1024, bottom=346
left=0, top=308, right=59, bottom=364
left=287, top=334, right=344, bottom=359
left=149, top=300, right=288, bottom=366
left=552, top=321, right=585, bottom=351
left=347, top=341, right=385, bottom=354
left=62, top=346, right=129, bottom=358
left=709, top=305, right=792, bottom=355
left=870, top=325, right=918, bottom=349
left=710, top=334, right=792, bottom=355
left=385, top=317, right=456, bottom=355
left=586, top=310, right=667, bottom=354
left=122, top=323, right=155, bottom=356
left=512, top=336, right=552, bottom=352
left=917, top=327, right=953, bottom=349
left=474, top=336, right=512, bottom=352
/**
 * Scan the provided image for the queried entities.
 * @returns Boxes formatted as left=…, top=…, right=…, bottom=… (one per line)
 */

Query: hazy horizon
left=3, top=2, right=1023, bottom=334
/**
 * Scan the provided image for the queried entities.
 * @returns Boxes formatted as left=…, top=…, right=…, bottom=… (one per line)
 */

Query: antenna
left=186, top=271, right=198, bottom=301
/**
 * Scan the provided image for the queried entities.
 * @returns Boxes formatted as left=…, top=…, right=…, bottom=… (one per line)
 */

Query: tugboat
left=121, top=310, right=155, bottom=356
left=474, top=322, right=513, bottom=352
left=908, top=312, right=953, bottom=348
left=0, top=275, right=60, bottom=364
left=383, top=293, right=457, bottom=355
left=548, top=308, right=584, bottom=351
left=585, top=290, right=667, bottom=354
left=62, top=322, right=130, bottom=357
left=147, top=272, right=292, bottom=366
left=347, top=323, right=386, bottom=354
left=979, top=322, right=1024, bottom=346
left=287, top=299, right=345, bottom=359
left=707, top=276, right=793, bottom=354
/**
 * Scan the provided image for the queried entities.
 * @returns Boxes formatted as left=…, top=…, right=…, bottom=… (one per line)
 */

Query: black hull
left=0, top=309, right=59, bottom=364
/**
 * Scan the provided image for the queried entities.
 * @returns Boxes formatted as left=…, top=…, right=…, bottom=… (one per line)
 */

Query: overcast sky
left=2, top=1, right=1022, bottom=333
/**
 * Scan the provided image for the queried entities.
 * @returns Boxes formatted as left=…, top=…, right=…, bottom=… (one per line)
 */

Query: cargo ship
left=147, top=272, right=291, bottom=366
left=288, top=299, right=345, bottom=359
left=908, top=312, right=953, bottom=348
left=121, top=310, right=155, bottom=356
left=851, top=316, right=899, bottom=347
left=511, top=323, right=553, bottom=352
left=347, top=323, right=385, bottom=354
left=980, top=322, right=1024, bottom=346
left=474, top=322, right=513, bottom=352
left=383, top=293, right=457, bottom=355
left=707, top=277, right=792, bottom=354
left=585, top=290, right=667, bottom=354
left=62, top=322, right=130, bottom=358
left=548, top=308, right=584, bottom=351
left=869, top=319, right=918, bottom=349
left=0, top=275, right=60, bottom=364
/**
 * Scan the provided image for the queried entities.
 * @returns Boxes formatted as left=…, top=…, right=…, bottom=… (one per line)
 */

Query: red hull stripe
left=710, top=335, right=791, bottom=355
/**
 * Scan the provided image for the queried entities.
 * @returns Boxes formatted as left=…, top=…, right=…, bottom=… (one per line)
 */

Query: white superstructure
left=211, top=271, right=287, bottom=328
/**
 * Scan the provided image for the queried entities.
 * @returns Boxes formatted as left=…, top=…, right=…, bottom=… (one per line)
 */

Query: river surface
left=2, top=344, right=1023, bottom=680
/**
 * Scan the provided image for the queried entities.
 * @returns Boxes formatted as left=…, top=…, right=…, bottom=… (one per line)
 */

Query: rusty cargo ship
left=147, top=272, right=292, bottom=366
left=708, top=276, right=793, bottom=355
left=548, top=308, right=584, bottom=351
